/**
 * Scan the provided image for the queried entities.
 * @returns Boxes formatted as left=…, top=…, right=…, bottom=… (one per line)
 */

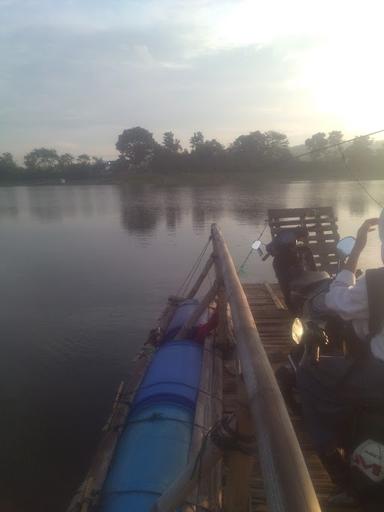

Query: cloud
left=1, top=0, right=384, bottom=160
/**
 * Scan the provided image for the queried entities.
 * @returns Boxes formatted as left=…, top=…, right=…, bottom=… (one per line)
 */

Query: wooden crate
left=268, top=207, right=340, bottom=274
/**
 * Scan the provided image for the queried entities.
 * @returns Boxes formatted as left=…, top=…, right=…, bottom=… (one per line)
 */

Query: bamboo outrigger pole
left=210, top=224, right=321, bottom=512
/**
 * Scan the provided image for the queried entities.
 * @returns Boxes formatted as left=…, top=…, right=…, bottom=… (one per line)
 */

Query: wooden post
left=211, top=223, right=321, bottom=512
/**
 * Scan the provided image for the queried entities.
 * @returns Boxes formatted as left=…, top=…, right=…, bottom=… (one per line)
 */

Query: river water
left=0, top=180, right=383, bottom=511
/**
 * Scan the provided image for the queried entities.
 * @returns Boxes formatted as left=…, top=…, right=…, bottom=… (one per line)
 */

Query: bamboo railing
left=210, top=224, right=321, bottom=512
left=153, top=224, right=322, bottom=512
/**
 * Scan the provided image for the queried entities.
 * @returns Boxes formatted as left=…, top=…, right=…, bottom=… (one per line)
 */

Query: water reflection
left=121, top=204, right=161, bottom=235
left=0, top=187, right=18, bottom=218
left=347, top=187, right=370, bottom=216
left=1, top=180, right=383, bottom=236
left=1, top=179, right=384, bottom=512
left=118, top=184, right=162, bottom=236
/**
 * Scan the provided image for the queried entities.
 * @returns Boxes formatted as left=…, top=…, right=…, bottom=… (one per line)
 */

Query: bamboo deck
left=228, top=282, right=361, bottom=512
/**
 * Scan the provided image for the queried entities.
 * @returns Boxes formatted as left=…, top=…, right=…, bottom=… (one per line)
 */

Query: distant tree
left=0, top=152, right=18, bottom=177
left=59, top=153, right=75, bottom=167
left=194, top=139, right=224, bottom=157
left=192, top=139, right=226, bottom=172
left=24, top=148, right=59, bottom=169
left=230, top=131, right=288, bottom=168
left=116, top=127, right=156, bottom=167
left=190, top=131, right=205, bottom=151
left=231, top=131, right=265, bottom=155
left=324, top=131, right=344, bottom=160
left=264, top=131, right=290, bottom=159
left=327, top=130, right=343, bottom=146
left=77, top=154, right=91, bottom=165
left=163, top=132, right=181, bottom=153
left=203, top=139, right=224, bottom=154
left=0, top=152, right=17, bottom=169
left=345, top=136, right=373, bottom=166
left=305, top=132, right=328, bottom=159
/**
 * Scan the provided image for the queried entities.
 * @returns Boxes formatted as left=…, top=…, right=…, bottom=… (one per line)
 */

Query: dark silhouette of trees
left=59, top=153, right=75, bottom=167
left=116, top=127, right=156, bottom=167
left=190, top=132, right=205, bottom=151
left=0, top=152, right=19, bottom=178
left=190, top=138, right=225, bottom=172
left=305, top=132, right=328, bottom=159
left=328, top=130, right=343, bottom=146
left=162, top=132, right=181, bottom=153
left=0, top=152, right=17, bottom=169
left=345, top=136, right=373, bottom=167
left=77, top=154, right=91, bottom=165
left=24, top=148, right=59, bottom=170
left=229, top=130, right=290, bottom=171
left=1, top=126, right=383, bottom=183
left=265, top=131, right=290, bottom=159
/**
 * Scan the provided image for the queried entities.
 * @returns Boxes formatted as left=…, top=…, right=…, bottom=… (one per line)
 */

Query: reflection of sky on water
left=1, top=180, right=383, bottom=275
left=0, top=180, right=383, bottom=510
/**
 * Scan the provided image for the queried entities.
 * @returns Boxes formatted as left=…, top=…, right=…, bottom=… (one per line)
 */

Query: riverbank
left=0, top=166, right=382, bottom=187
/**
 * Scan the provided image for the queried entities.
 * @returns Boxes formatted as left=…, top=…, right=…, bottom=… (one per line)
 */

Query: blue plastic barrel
left=133, top=340, right=203, bottom=411
left=99, top=402, right=193, bottom=512
left=163, top=299, right=208, bottom=342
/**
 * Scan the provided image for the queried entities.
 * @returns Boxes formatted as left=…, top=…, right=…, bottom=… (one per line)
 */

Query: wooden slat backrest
left=268, top=207, right=340, bottom=274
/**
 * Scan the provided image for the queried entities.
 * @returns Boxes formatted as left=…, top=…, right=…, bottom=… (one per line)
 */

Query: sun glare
left=207, top=0, right=384, bottom=135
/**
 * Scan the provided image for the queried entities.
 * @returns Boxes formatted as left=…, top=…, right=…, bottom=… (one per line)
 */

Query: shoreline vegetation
left=1, top=127, right=383, bottom=185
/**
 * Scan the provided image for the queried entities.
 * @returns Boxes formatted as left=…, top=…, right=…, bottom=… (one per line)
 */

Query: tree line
left=1, top=127, right=383, bottom=182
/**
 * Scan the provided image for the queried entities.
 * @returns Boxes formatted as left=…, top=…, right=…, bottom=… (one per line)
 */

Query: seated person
left=297, top=215, right=384, bottom=497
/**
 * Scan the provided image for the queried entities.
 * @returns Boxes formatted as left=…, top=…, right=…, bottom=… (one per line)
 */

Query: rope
left=293, top=128, right=384, bottom=211
left=294, top=128, right=384, bottom=160
left=124, top=412, right=208, bottom=431
left=337, top=146, right=384, bottom=209
left=237, top=220, right=268, bottom=274
left=176, top=237, right=211, bottom=297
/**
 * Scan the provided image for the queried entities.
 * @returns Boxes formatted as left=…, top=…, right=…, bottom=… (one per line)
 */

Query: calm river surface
left=1, top=180, right=383, bottom=511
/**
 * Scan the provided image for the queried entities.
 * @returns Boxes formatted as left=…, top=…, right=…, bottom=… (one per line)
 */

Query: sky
left=1, top=0, right=384, bottom=161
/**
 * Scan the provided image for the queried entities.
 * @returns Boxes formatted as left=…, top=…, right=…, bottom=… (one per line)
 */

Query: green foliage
left=59, top=153, right=75, bottom=167
left=190, top=131, right=205, bottom=151
left=328, top=130, right=343, bottom=146
left=24, top=148, right=59, bottom=170
left=345, top=136, right=373, bottom=166
left=77, top=154, right=91, bottom=165
left=230, top=130, right=290, bottom=171
left=2, top=127, right=384, bottom=183
left=304, top=132, right=328, bottom=159
left=116, top=127, right=156, bottom=166
left=162, top=132, right=181, bottom=153
left=0, top=152, right=19, bottom=177
left=0, top=152, right=17, bottom=168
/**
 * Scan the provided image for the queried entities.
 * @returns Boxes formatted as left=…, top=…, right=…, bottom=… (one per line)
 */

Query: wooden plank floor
left=236, top=282, right=361, bottom=512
